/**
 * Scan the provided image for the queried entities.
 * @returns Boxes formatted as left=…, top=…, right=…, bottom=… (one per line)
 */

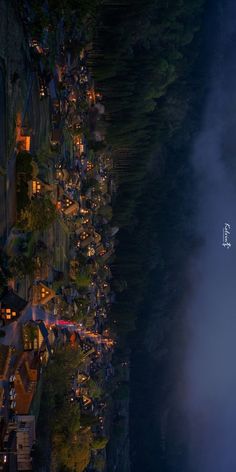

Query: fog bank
left=184, top=2, right=236, bottom=471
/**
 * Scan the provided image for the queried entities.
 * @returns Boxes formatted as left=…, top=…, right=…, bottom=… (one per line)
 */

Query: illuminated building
left=28, top=178, right=54, bottom=199
left=55, top=168, right=69, bottom=182
left=22, top=321, right=44, bottom=351
left=57, top=194, right=80, bottom=216
left=0, top=290, right=27, bottom=323
left=74, top=135, right=86, bottom=155
left=32, top=283, right=55, bottom=306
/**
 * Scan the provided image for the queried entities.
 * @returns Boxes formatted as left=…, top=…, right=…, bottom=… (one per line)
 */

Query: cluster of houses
left=66, top=334, right=112, bottom=428
left=22, top=44, right=117, bottom=326
left=0, top=5, right=118, bottom=472
left=0, top=299, right=113, bottom=470
left=0, top=318, right=57, bottom=471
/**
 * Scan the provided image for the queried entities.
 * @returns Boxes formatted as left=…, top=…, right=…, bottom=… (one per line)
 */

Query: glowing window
left=32, top=181, right=37, bottom=193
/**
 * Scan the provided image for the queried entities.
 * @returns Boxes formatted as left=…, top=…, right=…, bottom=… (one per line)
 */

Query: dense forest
left=87, top=1, right=210, bottom=470
left=88, top=0, right=206, bottom=338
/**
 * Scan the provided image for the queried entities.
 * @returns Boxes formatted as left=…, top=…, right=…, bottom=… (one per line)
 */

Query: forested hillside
left=88, top=0, right=206, bottom=339
left=6, top=1, right=210, bottom=471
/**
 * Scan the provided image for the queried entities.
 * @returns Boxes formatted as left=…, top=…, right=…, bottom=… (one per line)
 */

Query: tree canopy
left=18, top=196, right=57, bottom=231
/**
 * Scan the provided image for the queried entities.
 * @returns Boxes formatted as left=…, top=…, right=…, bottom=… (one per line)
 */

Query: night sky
left=130, top=1, right=236, bottom=471
left=184, top=1, right=236, bottom=470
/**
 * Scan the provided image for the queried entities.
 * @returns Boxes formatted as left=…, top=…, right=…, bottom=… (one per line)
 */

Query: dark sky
left=131, top=1, right=236, bottom=471
left=183, top=1, right=236, bottom=471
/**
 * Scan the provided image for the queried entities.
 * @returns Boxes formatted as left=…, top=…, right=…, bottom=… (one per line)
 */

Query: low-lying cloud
left=184, top=2, right=236, bottom=471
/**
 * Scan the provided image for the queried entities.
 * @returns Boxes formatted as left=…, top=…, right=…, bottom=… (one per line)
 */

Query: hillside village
left=0, top=4, right=122, bottom=471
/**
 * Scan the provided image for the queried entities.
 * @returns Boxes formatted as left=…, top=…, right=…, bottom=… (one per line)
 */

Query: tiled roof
left=1, top=290, right=27, bottom=312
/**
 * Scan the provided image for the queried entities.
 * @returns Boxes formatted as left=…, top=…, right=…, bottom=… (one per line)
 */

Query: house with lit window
left=78, top=229, right=102, bottom=249
left=18, top=127, right=31, bottom=152
left=81, top=394, right=93, bottom=410
left=22, top=321, right=44, bottom=351
left=78, top=372, right=89, bottom=384
left=55, top=167, right=69, bottom=182
left=86, top=160, right=94, bottom=172
left=79, top=194, right=89, bottom=210
left=57, top=193, right=80, bottom=217
left=15, top=111, right=31, bottom=153
left=0, top=290, right=27, bottom=324
left=32, top=283, right=55, bottom=306
left=74, top=214, right=92, bottom=237
left=91, top=191, right=110, bottom=210
left=28, top=178, right=55, bottom=199
left=79, top=231, right=93, bottom=249
left=74, top=134, right=86, bottom=155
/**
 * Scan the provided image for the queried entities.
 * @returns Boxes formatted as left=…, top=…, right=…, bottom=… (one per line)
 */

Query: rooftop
left=0, top=290, right=27, bottom=312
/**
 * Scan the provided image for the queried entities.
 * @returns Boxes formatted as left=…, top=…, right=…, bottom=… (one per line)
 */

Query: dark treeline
left=88, top=1, right=210, bottom=470
left=129, top=1, right=221, bottom=470
left=89, top=0, right=206, bottom=338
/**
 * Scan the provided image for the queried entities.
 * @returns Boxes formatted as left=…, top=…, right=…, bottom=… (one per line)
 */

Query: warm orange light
left=25, top=136, right=31, bottom=152
left=32, top=181, right=37, bottom=193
